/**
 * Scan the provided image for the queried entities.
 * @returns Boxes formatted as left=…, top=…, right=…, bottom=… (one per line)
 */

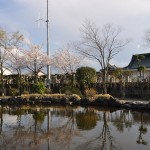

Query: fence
left=1, top=82, right=150, bottom=99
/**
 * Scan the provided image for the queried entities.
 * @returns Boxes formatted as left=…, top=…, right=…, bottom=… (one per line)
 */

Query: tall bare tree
left=76, top=20, right=129, bottom=93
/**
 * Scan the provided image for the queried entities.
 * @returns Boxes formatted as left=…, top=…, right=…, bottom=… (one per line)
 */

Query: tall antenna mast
left=46, top=0, right=51, bottom=88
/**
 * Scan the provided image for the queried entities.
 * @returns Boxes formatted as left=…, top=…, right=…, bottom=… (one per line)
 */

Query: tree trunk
left=102, top=70, right=107, bottom=94
left=19, top=73, right=22, bottom=95
left=0, top=63, right=4, bottom=96
left=71, top=73, right=74, bottom=88
left=0, top=106, right=3, bottom=134
left=34, top=72, right=38, bottom=83
left=17, top=68, right=22, bottom=96
left=122, top=81, right=125, bottom=98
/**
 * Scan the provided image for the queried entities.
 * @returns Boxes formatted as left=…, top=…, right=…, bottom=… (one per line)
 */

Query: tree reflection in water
left=76, top=110, right=119, bottom=150
left=76, top=108, right=98, bottom=130
left=0, top=106, right=3, bottom=134
left=136, top=112, right=148, bottom=145
left=112, top=110, right=133, bottom=132
left=0, top=106, right=149, bottom=150
left=0, top=106, right=81, bottom=150
left=98, top=112, right=115, bottom=150
left=50, top=109, right=79, bottom=150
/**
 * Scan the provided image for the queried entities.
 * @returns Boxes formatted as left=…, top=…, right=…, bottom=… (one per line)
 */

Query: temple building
left=103, top=53, right=150, bottom=83
left=123, top=53, right=150, bottom=82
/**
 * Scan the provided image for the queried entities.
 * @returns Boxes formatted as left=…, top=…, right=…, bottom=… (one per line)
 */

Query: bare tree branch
left=76, top=20, right=129, bottom=93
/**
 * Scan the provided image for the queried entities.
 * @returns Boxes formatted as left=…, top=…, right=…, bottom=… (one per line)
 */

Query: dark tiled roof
left=124, top=53, right=150, bottom=70
left=107, top=64, right=119, bottom=71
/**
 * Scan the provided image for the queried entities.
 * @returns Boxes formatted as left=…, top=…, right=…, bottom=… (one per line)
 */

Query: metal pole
left=46, top=0, right=51, bottom=88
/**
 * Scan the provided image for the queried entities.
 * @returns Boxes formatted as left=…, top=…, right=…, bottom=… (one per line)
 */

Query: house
left=123, top=53, right=150, bottom=82
left=0, top=67, right=12, bottom=75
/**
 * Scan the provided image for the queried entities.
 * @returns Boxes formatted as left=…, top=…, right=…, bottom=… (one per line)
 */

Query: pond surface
left=0, top=105, right=150, bottom=150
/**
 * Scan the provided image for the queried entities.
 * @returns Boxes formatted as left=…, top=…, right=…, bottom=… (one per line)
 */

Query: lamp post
left=46, top=0, right=51, bottom=89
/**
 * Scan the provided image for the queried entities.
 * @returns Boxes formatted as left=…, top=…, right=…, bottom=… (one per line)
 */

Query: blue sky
left=1, top=0, right=150, bottom=70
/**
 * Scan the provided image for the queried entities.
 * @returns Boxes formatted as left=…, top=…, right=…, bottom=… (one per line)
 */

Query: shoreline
left=0, top=96, right=150, bottom=111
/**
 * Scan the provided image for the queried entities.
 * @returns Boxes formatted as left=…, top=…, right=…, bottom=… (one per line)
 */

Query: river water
left=0, top=105, right=150, bottom=150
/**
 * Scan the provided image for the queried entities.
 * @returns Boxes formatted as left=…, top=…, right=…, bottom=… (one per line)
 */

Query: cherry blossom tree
left=7, top=49, right=27, bottom=94
left=51, top=44, right=83, bottom=87
left=0, top=29, right=24, bottom=96
left=26, top=44, right=51, bottom=83
left=6, top=32, right=27, bottom=95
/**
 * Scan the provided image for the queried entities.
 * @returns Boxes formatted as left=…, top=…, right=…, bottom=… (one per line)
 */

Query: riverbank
left=0, top=94, right=150, bottom=111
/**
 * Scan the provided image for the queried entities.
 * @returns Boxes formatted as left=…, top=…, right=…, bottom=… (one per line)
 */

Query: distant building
left=0, top=67, right=12, bottom=75
left=123, top=53, right=150, bottom=82
left=97, top=53, right=150, bottom=83
left=97, top=64, right=121, bottom=83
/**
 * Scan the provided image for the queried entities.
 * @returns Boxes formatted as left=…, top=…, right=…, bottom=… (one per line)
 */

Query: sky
left=0, top=0, right=150, bottom=71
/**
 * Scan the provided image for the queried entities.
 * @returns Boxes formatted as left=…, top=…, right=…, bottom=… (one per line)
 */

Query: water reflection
left=0, top=106, right=150, bottom=150
left=112, top=109, right=133, bottom=132
left=76, top=109, right=98, bottom=130
left=136, top=113, right=148, bottom=145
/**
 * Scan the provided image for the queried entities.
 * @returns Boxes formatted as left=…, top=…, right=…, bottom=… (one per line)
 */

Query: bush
left=44, top=88, right=52, bottom=94
left=76, top=66, right=97, bottom=87
left=21, top=94, right=66, bottom=99
left=22, top=91, right=29, bottom=94
left=31, top=82, right=46, bottom=94
left=9, top=88, right=19, bottom=96
left=84, top=88, right=97, bottom=101
left=94, top=94, right=113, bottom=100
left=68, top=94, right=81, bottom=101
left=61, top=86, right=82, bottom=96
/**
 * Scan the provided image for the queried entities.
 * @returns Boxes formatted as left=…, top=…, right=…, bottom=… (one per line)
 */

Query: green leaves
left=138, top=66, right=146, bottom=72
left=31, top=82, right=46, bottom=94
left=76, top=66, right=97, bottom=87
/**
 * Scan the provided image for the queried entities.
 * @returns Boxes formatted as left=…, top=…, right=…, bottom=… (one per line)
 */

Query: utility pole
left=46, top=0, right=51, bottom=89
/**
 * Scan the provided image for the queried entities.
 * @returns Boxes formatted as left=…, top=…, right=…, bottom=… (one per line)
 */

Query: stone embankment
left=0, top=96, right=150, bottom=111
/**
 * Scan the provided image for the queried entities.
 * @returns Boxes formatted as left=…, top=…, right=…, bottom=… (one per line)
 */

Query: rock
left=122, top=104, right=131, bottom=108
left=116, top=100, right=126, bottom=105
left=80, top=98, right=90, bottom=105
left=132, top=101, right=144, bottom=105
left=147, top=103, right=150, bottom=110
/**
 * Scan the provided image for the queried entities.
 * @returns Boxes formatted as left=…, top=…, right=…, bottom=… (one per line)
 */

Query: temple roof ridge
left=124, top=53, right=150, bottom=70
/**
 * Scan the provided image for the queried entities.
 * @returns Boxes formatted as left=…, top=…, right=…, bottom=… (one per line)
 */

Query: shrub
left=9, top=88, right=19, bottom=96
left=61, top=86, right=82, bottom=96
left=31, top=82, right=46, bottom=94
left=23, top=91, right=29, bottom=94
left=84, top=88, right=97, bottom=101
left=76, top=67, right=97, bottom=87
left=44, top=88, right=52, bottom=94
left=94, top=94, right=113, bottom=100
left=68, top=94, right=81, bottom=101
left=21, top=94, right=66, bottom=99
